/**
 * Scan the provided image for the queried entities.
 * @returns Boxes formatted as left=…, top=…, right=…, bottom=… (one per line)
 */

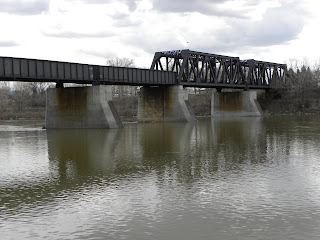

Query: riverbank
left=1, top=92, right=319, bottom=121
left=0, top=107, right=45, bottom=120
left=258, top=89, right=320, bottom=115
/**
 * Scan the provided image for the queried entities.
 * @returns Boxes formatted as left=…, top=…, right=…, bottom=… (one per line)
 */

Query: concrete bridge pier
left=46, top=85, right=123, bottom=129
left=211, top=91, right=263, bottom=117
left=137, top=85, right=196, bottom=122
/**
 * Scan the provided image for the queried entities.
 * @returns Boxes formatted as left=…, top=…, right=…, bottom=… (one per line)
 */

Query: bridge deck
left=0, top=56, right=177, bottom=86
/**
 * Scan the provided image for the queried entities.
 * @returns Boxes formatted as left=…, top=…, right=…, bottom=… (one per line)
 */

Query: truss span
left=151, top=49, right=287, bottom=90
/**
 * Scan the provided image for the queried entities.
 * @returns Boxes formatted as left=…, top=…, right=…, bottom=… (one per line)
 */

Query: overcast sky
left=0, top=0, right=319, bottom=68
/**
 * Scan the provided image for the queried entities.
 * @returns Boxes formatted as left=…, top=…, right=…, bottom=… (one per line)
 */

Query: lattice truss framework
left=151, top=49, right=287, bottom=89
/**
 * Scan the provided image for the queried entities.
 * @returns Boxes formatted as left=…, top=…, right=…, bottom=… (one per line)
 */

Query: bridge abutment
left=46, top=85, right=123, bottom=128
left=137, top=86, right=196, bottom=122
left=211, top=91, right=263, bottom=117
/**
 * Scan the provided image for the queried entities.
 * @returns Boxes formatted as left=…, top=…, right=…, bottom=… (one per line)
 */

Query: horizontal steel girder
left=0, top=56, right=177, bottom=86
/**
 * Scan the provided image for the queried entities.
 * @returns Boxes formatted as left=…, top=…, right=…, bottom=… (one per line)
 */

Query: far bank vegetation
left=259, top=59, right=320, bottom=115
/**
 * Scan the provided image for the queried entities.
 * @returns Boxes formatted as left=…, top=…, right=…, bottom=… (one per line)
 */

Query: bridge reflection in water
left=46, top=117, right=271, bottom=183
left=1, top=116, right=320, bottom=239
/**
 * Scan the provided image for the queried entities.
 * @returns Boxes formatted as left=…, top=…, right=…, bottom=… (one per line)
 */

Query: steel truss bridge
left=151, top=50, right=287, bottom=90
left=0, top=49, right=286, bottom=90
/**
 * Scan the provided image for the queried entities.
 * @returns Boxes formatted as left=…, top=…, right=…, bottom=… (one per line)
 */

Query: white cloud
left=0, top=0, right=318, bottom=68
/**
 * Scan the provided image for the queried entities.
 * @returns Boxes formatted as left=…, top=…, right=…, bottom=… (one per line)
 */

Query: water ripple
left=1, top=116, right=320, bottom=239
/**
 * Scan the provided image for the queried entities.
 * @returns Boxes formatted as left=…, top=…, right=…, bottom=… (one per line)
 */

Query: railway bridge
left=0, top=49, right=287, bottom=128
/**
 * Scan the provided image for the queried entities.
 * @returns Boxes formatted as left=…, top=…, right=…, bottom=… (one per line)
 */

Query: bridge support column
left=46, top=85, right=122, bottom=128
left=137, top=86, right=196, bottom=122
left=211, top=91, right=263, bottom=117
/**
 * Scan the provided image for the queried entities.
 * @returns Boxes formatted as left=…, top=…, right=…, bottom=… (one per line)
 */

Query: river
left=1, top=116, right=320, bottom=240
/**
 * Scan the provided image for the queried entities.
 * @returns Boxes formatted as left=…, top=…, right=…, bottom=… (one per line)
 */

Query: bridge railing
left=0, top=56, right=177, bottom=86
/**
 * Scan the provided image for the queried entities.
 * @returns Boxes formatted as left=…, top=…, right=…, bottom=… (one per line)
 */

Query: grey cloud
left=240, top=0, right=264, bottom=7
left=43, top=31, right=114, bottom=39
left=112, top=12, right=130, bottom=20
left=152, top=0, right=248, bottom=18
left=214, top=2, right=305, bottom=50
left=124, top=0, right=139, bottom=11
left=80, top=49, right=117, bottom=59
left=70, top=0, right=140, bottom=11
left=113, top=17, right=142, bottom=28
left=0, top=0, right=50, bottom=15
left=123, top=31, right=191, bottom=54
left=0, top=40, right=18, bottom=47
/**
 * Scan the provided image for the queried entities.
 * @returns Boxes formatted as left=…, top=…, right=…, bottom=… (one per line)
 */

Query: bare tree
left=106, top=57, right=137, bottom=96
left=12, top=82, right=53, bottom=108
left=13, top=82, right=51, bottom=94
left=106, top=57, right=135, bottom=68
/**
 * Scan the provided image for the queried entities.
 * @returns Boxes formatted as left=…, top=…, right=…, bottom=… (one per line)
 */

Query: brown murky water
left=1, top=116, right=320, bottom=240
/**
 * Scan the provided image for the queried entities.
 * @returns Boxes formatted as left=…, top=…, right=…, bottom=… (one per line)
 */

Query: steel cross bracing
left=150, top=49, right=287, bottom=90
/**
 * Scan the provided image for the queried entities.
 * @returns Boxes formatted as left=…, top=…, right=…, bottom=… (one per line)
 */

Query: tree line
left=259, top=59, right=320, bottom=114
